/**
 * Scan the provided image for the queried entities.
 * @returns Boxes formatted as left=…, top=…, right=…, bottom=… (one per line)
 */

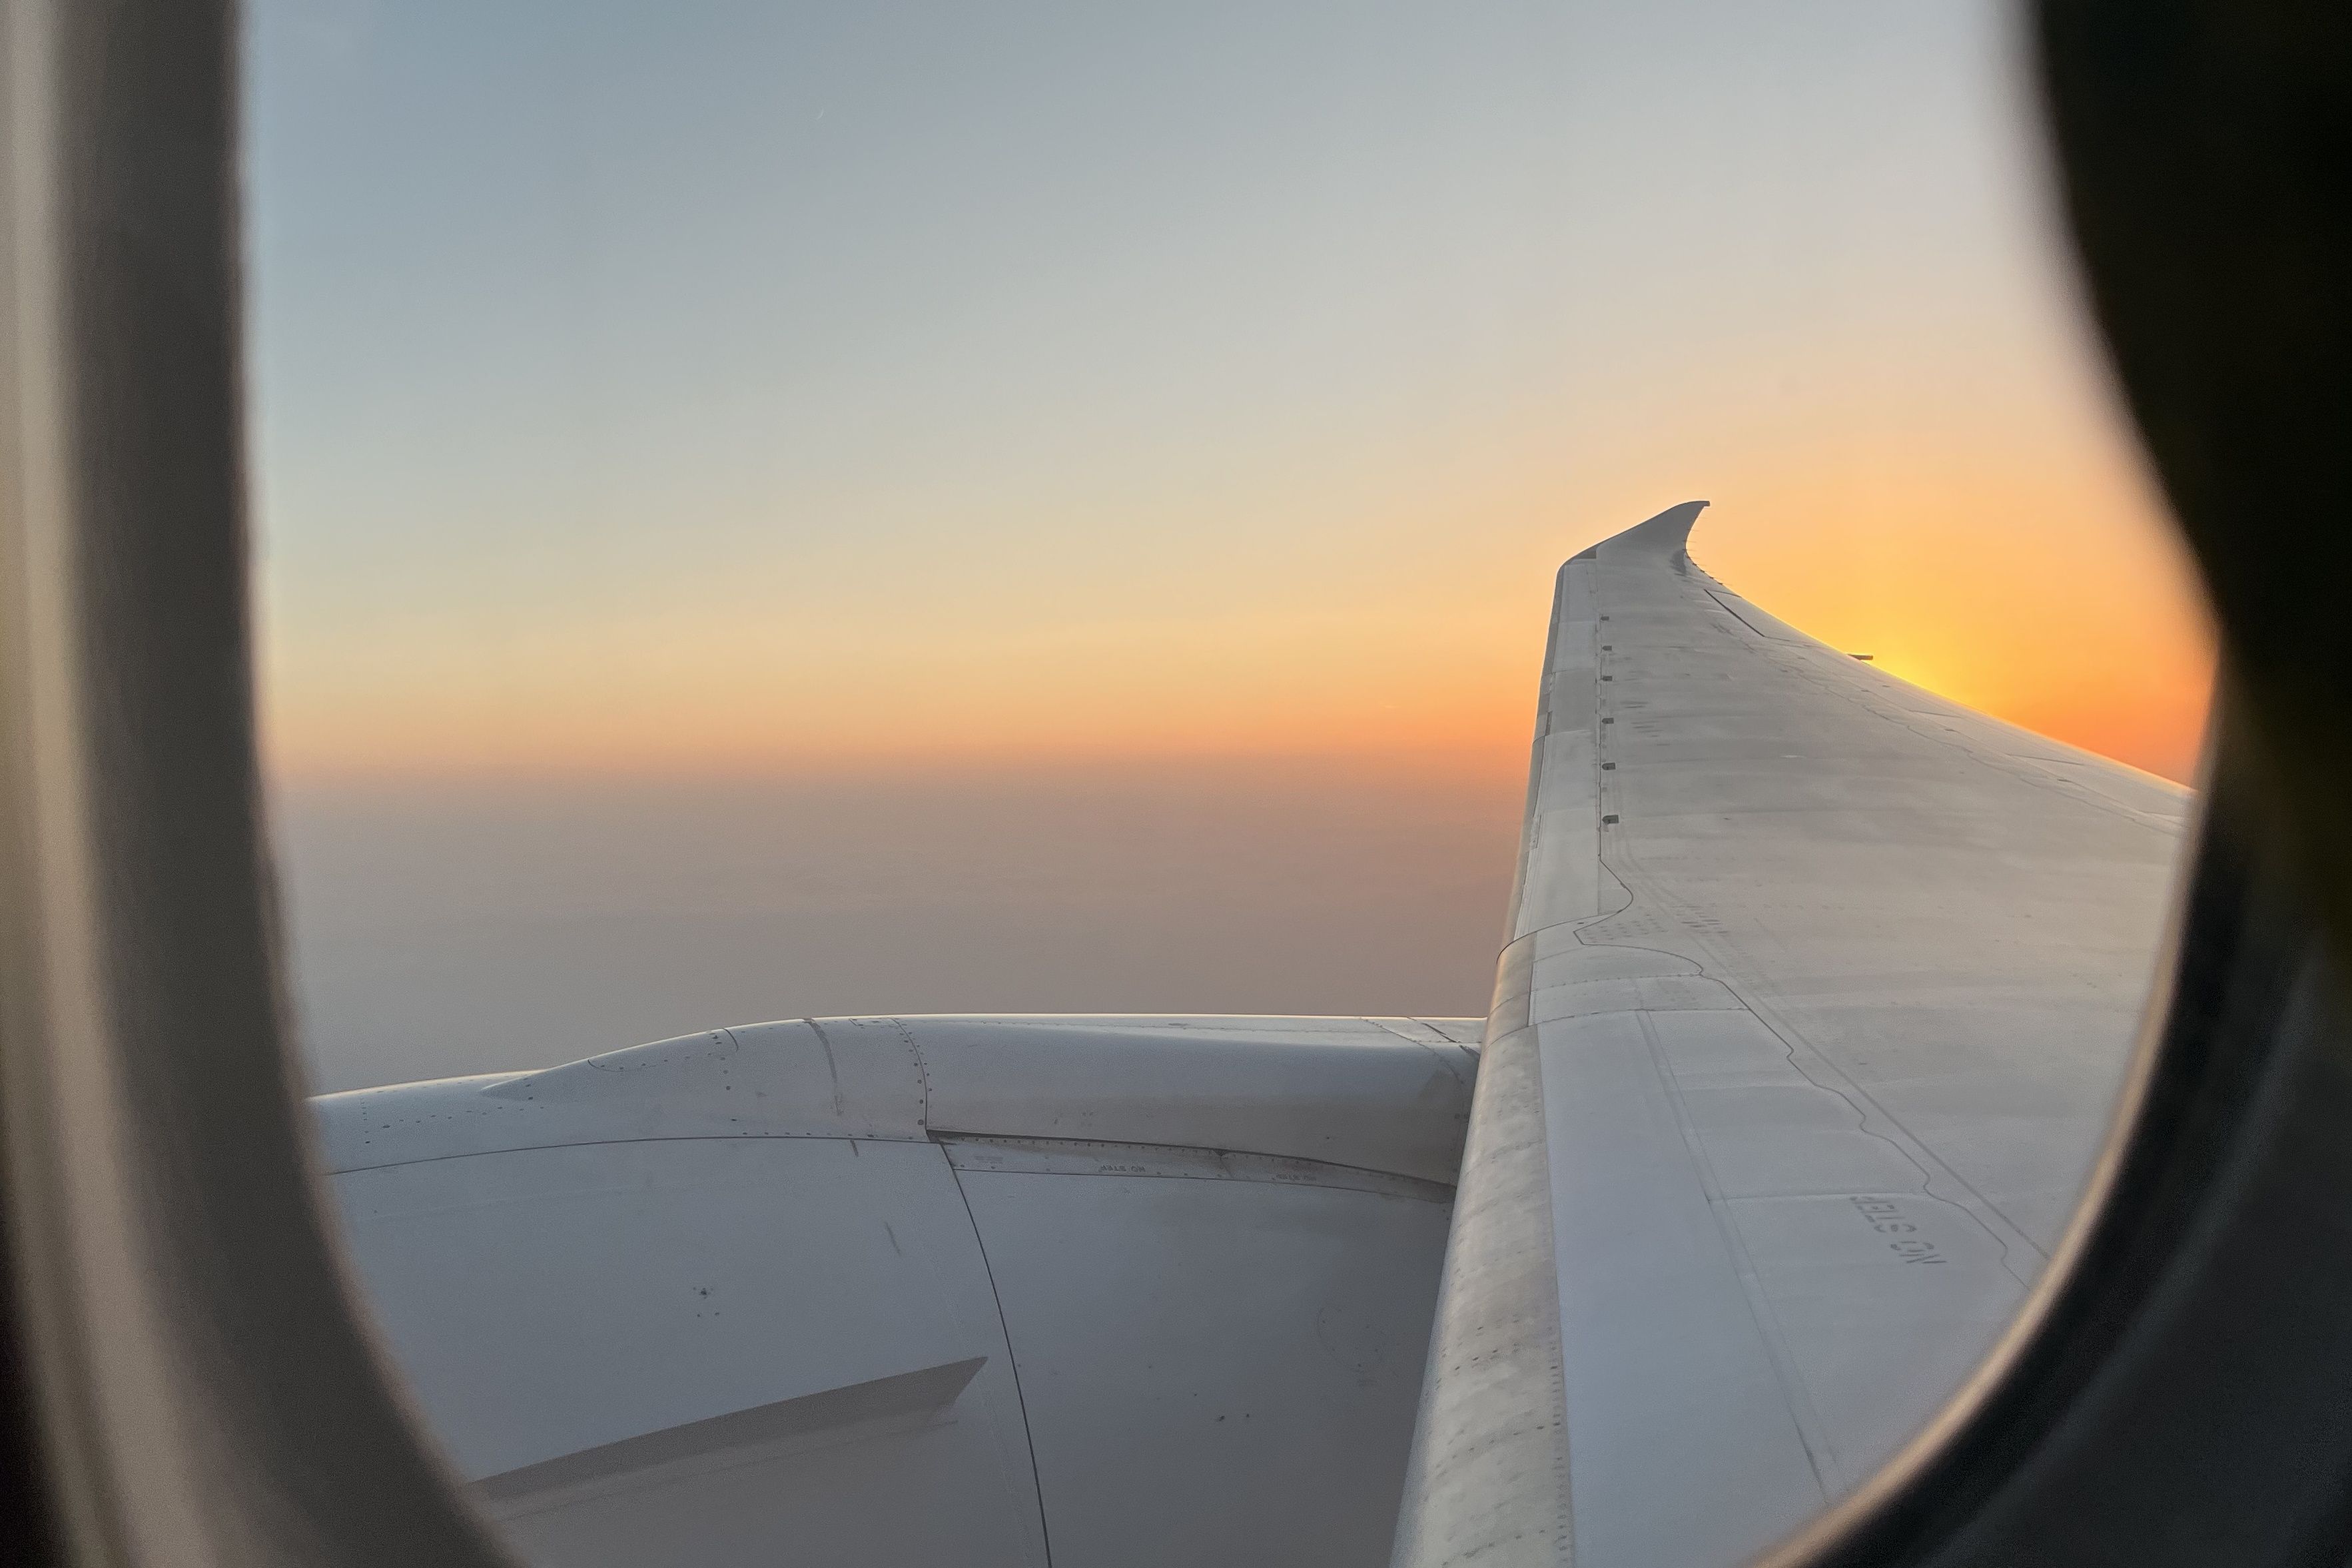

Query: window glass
left=248, top=5, right=2207, bottom=1565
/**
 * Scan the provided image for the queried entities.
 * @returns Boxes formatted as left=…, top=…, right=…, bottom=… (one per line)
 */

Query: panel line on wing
left=933, top=1135, right=1453, bottom=1202
left=476, top=1358, right=988, bottom=1512
left=1590, top=859, right=2055, bottom=1285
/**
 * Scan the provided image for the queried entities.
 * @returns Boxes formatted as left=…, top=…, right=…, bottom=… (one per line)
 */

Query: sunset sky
left=246, top=0, right=2211, bottom=1087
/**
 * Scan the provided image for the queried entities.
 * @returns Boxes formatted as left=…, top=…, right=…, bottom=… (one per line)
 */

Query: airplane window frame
left=3, top=0, right=2349, bottom=1564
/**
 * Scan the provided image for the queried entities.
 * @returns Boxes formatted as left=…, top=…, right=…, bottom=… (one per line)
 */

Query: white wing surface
left=316, top=1016, right=1479, bottom=1568
left=1391, top=504, right=2188, bottom=1568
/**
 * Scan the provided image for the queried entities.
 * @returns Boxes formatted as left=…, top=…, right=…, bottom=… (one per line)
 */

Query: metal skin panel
left=955, top=1167, right=1452, bottom=1568
left=908, top=1016, right=1477, bottom=1184
left=315, top=1017, right=1479, bottom=1568
left=1395, top=504, right=2188, bottom=1568
left=332, top=1136, right=1049, bottom=1568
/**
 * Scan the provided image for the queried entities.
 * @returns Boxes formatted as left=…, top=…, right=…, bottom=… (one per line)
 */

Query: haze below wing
left=1393, top=503, right=2187, bottom=1568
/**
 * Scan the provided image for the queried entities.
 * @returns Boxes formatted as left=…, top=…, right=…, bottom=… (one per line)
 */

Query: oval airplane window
left=243, top=4, right=2209, bottom=1567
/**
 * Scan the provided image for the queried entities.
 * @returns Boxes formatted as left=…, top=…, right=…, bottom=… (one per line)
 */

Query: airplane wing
left=1390, top=502, right=2188, bottom=1568
left=312, top=505, right=2184, bottom=1568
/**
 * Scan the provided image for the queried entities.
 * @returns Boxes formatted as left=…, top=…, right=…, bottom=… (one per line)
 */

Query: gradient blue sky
left=246, top=0, right=2208, bottom=1087
left=248, top=0, right=2203, bottom=778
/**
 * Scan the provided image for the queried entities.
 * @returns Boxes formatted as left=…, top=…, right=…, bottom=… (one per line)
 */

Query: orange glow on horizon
left=260, top=321, right=2217, bottom=790
left=264, top=500, right=2215, bottom=791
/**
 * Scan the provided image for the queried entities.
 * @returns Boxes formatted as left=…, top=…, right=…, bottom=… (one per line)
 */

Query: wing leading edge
left=1391, top=504, right=2187, bottom=1568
